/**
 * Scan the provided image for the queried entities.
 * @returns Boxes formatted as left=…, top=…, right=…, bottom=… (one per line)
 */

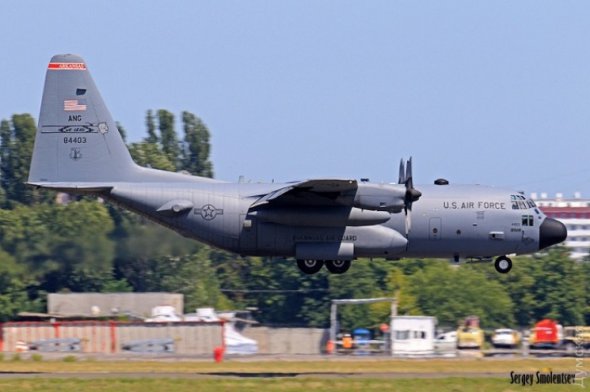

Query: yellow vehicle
left=457, top=326, right=484, bottom=349
left=457, top=316, right=484, bottom=349
left=563, top=326, right=590, bottom=351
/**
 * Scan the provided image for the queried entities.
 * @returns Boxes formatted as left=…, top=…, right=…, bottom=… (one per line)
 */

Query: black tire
left=325, top=260, right=351, bottom=274
left=296, top=259, right=324, bottom=274
left=494, top=256, right=512, bottom=273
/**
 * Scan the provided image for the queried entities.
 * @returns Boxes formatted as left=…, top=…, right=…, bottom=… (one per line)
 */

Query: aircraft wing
left=249, top=179, right=358, bottom=208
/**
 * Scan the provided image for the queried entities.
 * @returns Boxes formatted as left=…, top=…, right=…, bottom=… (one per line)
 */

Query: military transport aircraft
left=27, top=55, right=567, bottom=275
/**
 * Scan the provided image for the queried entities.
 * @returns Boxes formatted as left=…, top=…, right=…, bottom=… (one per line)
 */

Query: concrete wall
left=0, top=321, right=222, bottom=355
left=243, top=327, right=328, bottom=355
left=1, top=322, right=328, bottom=355
left=117, top=322, right=222, bottom=354
left=48, top=293, right=183, bottom=318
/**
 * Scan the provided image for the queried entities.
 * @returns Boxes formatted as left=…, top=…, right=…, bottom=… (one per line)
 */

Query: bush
left=62, top=355, right=77, bottom=363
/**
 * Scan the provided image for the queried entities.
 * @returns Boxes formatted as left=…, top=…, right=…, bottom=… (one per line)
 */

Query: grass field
left=0, top=356, right=577, bottom=374
left=0, top=357, right=583, bottom=391
left=0, top=377, right=579, bottom=392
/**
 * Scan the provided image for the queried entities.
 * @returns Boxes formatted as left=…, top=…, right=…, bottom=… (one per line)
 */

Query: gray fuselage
left=106, top=181, right=544, bottom=261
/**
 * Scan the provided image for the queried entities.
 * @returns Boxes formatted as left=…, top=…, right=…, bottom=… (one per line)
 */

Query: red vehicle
left=529, top=319, right=563, bottom=348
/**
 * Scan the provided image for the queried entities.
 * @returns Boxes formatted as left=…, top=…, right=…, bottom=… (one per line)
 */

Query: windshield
left=511, top=195, right=536, bottom=210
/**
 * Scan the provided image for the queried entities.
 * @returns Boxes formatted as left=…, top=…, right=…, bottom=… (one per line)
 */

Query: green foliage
left=328, top=260, right=391, bottom=330
left=0, top=272, right=35, bottom=321
left=130, top=109, right=215, bottom=177
left=0, top=114, right=51, bottom=206
left=118, top=248, right=232, bottom=313
left=115, top=122, right=127, bottom=142
left=406, top=262, right=514, bottom=328
left=0, top=200, right=117, bottom=295
left=157, top=109, right=180, bottom=169
left=145, top=110, right=158, bottom=144
left=62, top=355, right=77, bottom=363
left=30, top=353, right=43, bottom=362
left=181, top=111, right=213, bottom=177
left=531, top=248, right=586, bottom=325
left=129, top=142, right=175, bottom=171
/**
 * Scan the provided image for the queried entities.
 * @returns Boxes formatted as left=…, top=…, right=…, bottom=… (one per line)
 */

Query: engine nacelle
left=251, top=206, right=390, bottom=227
left=353, top=183, right=406, bottom=212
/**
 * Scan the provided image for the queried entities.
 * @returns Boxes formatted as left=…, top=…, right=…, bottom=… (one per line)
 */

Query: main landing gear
left=296, top=259, right=351, bottom=275
left=494, top=256, right=512, bottom=274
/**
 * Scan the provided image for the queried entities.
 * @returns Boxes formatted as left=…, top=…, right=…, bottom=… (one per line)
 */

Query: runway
left=0, top=370, right=507, bottom=379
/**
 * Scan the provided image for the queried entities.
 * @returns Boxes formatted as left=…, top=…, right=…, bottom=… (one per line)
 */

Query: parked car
left=434, top=331, right=457, bottom=352
left=563, top=326, right=590, bottom=351
left=491, top=328, right=521, bottom=348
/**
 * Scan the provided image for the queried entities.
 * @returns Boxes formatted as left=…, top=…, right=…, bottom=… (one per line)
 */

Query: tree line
left=0, top=112, right=588, bottom=331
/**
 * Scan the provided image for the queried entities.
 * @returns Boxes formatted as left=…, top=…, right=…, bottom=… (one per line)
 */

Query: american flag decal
left=64, top=99, right=87, bottom=112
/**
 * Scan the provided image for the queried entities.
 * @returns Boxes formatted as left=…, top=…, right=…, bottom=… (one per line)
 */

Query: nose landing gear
left=494, top=256, right=512, bottom=273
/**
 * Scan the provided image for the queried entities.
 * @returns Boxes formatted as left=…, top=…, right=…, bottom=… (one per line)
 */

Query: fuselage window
left=522, top=215, right=534, bottom=226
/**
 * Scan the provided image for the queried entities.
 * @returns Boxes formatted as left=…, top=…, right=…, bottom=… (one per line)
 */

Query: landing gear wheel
left=325, top=260, right=351, bottom=274
left=494, top=256, right=512, bottom=274
left=296, top=259, right=324, bottom=274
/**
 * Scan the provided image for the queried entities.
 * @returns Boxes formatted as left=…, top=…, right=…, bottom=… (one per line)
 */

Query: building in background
left=532, top=192, right=590, bottom=260
left=391, top=316, right=436, bottom=356
left=48, top=293, right=183, bottom=318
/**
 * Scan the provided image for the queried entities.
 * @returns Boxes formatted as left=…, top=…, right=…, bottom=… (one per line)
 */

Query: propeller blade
left=405, top=157, right=413, bottom=189
left=400, top=157, right=421, bottom=235
left=398, top=159, right=405, bottom=184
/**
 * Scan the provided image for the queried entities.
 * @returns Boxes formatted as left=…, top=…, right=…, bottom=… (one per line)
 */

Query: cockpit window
left=522, top=215, right=534, bottom=226
left=511, top=195, right=536, bottom=210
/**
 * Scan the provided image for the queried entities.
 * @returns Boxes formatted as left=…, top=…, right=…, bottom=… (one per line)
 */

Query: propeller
left=398, top=157, right=422, bottom=235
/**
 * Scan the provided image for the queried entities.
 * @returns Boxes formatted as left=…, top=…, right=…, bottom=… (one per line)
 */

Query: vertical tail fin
left=28, top=54, right=136, bottom=184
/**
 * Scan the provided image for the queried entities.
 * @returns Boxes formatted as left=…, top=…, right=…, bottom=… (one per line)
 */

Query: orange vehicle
left=529, top=319, right=563, bottom=348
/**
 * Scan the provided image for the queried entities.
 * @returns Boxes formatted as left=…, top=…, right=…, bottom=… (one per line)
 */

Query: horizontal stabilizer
left=27, top=182, right=113, bottom=193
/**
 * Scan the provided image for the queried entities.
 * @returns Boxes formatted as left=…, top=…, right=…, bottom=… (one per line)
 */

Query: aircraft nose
left=539, top=218, right=567, bottom=250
